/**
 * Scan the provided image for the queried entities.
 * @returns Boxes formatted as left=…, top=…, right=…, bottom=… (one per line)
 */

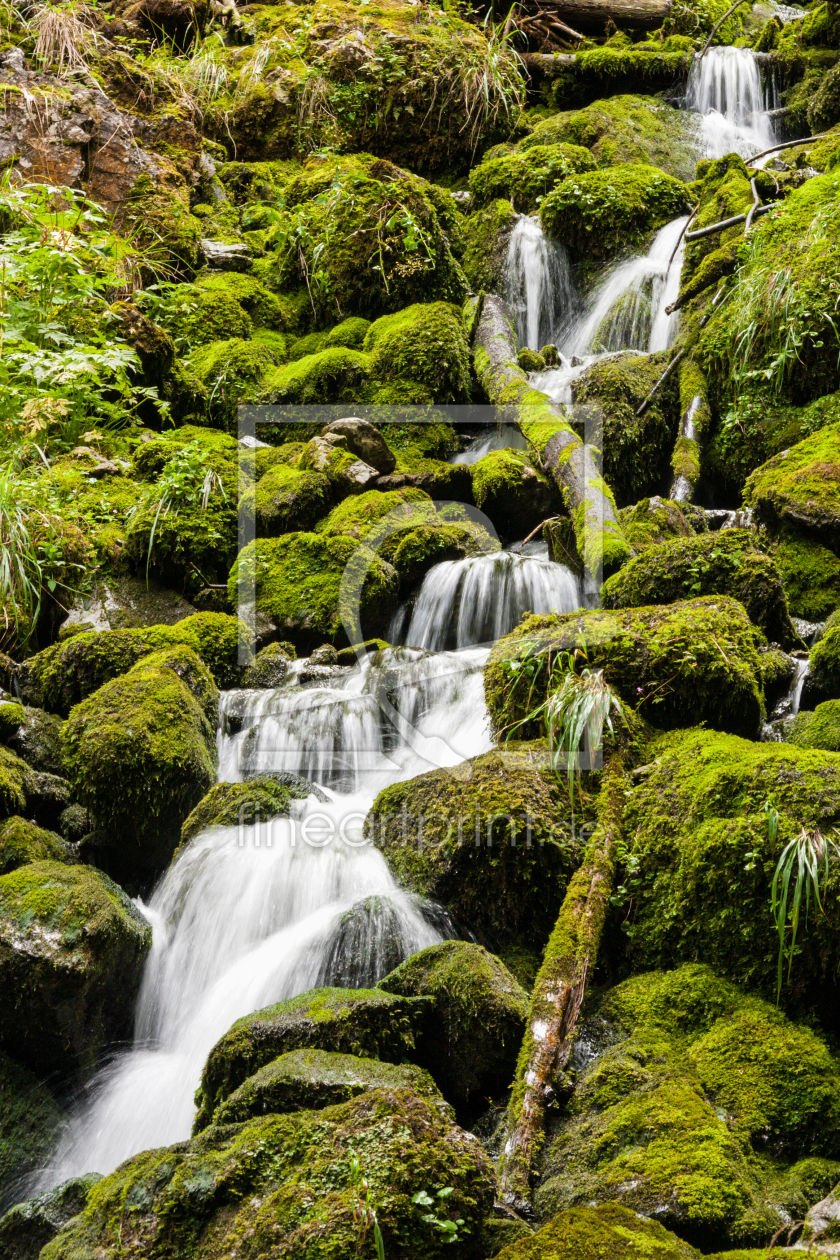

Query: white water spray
left=685, top=47, right=776, bottom=159
left=505, top=216, right=578, bottom=350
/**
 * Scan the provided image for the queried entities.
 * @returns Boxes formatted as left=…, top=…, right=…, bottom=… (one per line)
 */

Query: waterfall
left=684, top=47, right=776, bottom=160
left=392, top=543, right=581, bottom=651
left=37, top=542, right=584, bottom=1185
left=505, top=216, right=578, bottom=350
left=451, top=423, right=529, bottom=466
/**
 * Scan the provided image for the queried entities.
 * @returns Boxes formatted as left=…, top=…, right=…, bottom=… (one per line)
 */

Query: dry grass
left=30, top=1, right=103, bottom=75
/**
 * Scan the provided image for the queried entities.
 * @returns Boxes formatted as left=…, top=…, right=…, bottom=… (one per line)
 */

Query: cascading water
left=451, top=423, right=529, bottom=466
left=39, top=545, right=580, bottom=1187
left=684, top=47, right=776, bottom=159
left=505, top=216, right=578, bottom=350
left=391, top=542, right=582, bottom=651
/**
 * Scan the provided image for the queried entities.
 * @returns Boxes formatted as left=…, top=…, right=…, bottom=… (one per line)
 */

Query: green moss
left=210, top=1048, right=445, bottom=1127
left=494, top=1203, right=699, bottom=1259
left=775, top=533, right=840, bottom=622
left=378, top=941, right=527, bottom=1118
left=314, top=487, right=431, bottom=541
left=61, top=649, right=217, bottom=883
left=518, top=348, right=547, bottom=372
left=0, top=1172, right=101, bottom=1259
left=118, top=175, right=203, bottom=274
left=0, top=1050, right=63, bottom=1210
left=550, top=52, right=694, bottom=112
left=601, top=530, right=797, bottom=646
left=571, top=353, right=679, bottom=506
left=461, top=199, right=519, bottom=291
left=229, top=533, right=399, bottom=648
left=619, top=496, right=693, bottom=552
left=44, top=1088, right=494, bottom=1260
left=179, top=777, right=305, bottom=849
left=0, top=816, right=70, bottom=874
left=0, top=860, right=151, bottom=1079
left=706, top=390, right=840, bottom=499
left=251, top=463, right=334, bottom=535
left=193, top=987, right=429, bottom=1132
left=619, top=729, right=840, bottom=1007
left=0, top=703, right=23, bottom=742
left=258, top=347, right=371, bottom=405
left=471, top=450, right=559, bottom=540
left=366, top=745, right=588, bottom=952
left=521, top=96, right=699, bottom=183
left=363, top=303, right=471, bottom=404
left=0, top=748, right=30, bottom=821
left=744, top=421, right=840, bottom=548
left=322, top=316, right=371, bottom=349
left=469, top=143, right=596, bottom=214
left=809, top=619, right=840, bottom=699
left=788, top=699, right=840, bottom=751
left=484, top=598, right=767, bottom=740
left=194, top=272, right=291, bottom=330
left=188, top=338, right=278, bottom=430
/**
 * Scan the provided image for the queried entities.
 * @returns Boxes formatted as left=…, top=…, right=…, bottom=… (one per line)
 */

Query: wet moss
left=0, top=860, right=151, bottom=1080
left=258, top=347, right=372, bottom=405
left=808, top=618, right=840, bottom=699
left=788, top=699, right=840, bottom=751
left=471, top=450, right=559, bottom=540
left=251, top=464, right=334, bottom=535
left=0, top=1172, right=101, bottom=1259
left=601, top=530, right=798, bottom=646
left=314, top=487, right=432, bottom=541
left=363, top=303, right=471, bottom=404
left=485, top=598, right=766, bottom=741
left=378, top=940, right=528, bottom=1119
left=44, top=1088, right=495, bottom=1260
left=0, top=748, right=30, bottom=821
left=0, top=817, right=72, bottom=875
left=619, top=496, right=694, bottom=552
left=193, top=988, right=430, bottom=1132
left=461, top=199, right=519, bottom=292
left=619, top=729, right=840, bottom=1008
left=776, top=533, right=840, bottom=622
left=366, top=745, right=588, bottom=952
left=469, top=143, right=596, bottom=214
left=494, top=1203, right=699, bottom=1259
left=744, top=420, right=840, bottom=551
left=61, top=649, right=217, bottom=883
left=540, top=164, right=690, bottom=262
left=210, top=1048, right=446, bottom=1127
left=4, top=707, right=66, bottom=777
left=0, top=1051, right=63, bottom=1213
left=179, top=777, right=303, bottom=849
left=0, top=704, right=23, bottom=742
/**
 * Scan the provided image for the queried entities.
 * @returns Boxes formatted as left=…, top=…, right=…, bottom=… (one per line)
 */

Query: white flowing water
left=392, top=542, right=581, bottom=651
left=40, top=545, right=581, bottom=1186
left=505, top=216, right=578, bottom=350
left=685, top=47, right=776, bottom=160
left=451, top=423, right=529, bottom=466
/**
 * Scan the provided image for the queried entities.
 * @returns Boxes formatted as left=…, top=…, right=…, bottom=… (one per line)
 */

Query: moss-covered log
left=472, top=295, right=630, bottom=580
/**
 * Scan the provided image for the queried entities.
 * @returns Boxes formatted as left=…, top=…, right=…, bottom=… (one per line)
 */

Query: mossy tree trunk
left=497, top=752, right=629, bottom=1211
left=472, top=295, right=630, bottom=584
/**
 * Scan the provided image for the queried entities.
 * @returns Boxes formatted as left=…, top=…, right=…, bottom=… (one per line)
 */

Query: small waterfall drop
left=451, top=423, right=529, bottom=466
left=685, top=47, right=776, bottom=159
left=392, top=543, right=581, bottom=651
left=506, top=216, right=577, bottom=350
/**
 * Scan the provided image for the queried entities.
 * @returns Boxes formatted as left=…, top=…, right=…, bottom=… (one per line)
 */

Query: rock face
left=0, top=1173, right=101, bottom=1259
left=41, top=1090, right=495, bottom=1260
left=0, top=861, right=151, bottom=1081
left=193, top=987, right=429, bottom=1132
left=0, top=1051, right=64, bottom=1211
left=494, top=1203, right=700, bottom=1259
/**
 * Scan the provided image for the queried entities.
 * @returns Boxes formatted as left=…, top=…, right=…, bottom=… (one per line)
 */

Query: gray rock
left=6, top=708, right=66, bottom=777
left=323, top=417, right=396, bottom=474
left=0, top=1174, right=102, bottom=1260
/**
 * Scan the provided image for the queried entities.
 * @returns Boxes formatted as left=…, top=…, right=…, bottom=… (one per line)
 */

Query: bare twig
left=698, top=0, right=751, bottom=55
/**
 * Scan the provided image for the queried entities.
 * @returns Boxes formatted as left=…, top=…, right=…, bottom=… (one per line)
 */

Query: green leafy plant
left=770, top=814, right=840, bottom=1002
left=412, top=1187, right=467, bottom=1244
left=348, top=1154, right=386, bottom=1260
left=127, top=441, right=226, bottom=583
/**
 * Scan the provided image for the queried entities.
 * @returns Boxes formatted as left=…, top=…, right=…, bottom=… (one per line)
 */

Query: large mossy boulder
left=0, top=861, right=151, bottom=1080
left=495, top=1203, right=699, bottom=1259
left=210, top=1048, right=445, bottom=1127
left=520, top=95, right=700, bottom=183
left=485, top=598, right=767, bottom=741
left=0, top=817, right=73, bottom=874
left=788, top=699, right=840, bottom=751
left=62, top=647, right=217, bottom=885
left=366, top=745, right=584, bottom=952
left=619, top=495, right=696, bottom=552
left=43, top=1089, right=495, bottom=1260
left=251, top=463, right=334, bottom=535
left=619, top=729, right=840, bottom=1009
left=0, top=1051, right=64, bottom=1212
left=744, top=420, right=840, bottom=551
left=470, top=450, right=559, bottom=540
left=540, top=164, right=690, bottom=262
left=0, top=1173, right=101, bottom=1259
left=193, top=987, right=429, bottom=1132
left=469, top=142, right=596, bottom=214
left=378, top=941, right=528, bottom=1119
left=229, top=532, right=400, bottom=649
left=601, top=530, right=798, bottom=647
left=535, top=965, right=840, bottom=1249
left=180, top=776, right=306, bottom=848
left=363, top=302, right=471, bottom=404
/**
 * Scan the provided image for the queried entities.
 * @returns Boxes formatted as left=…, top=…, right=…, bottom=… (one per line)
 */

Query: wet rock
left=240, top=641, right=292, bottom=689
left=0, top=1173, right=101, bottom=1259
left=179, top=775, right=306, bottom=849
left=5, top=707, right=66, bottom=777
left=0, top=817, right=75, bottom=875
left=493, top=1203, right=699, bottom=1259
left=322, top=418, right=396, bottom=474
left=0, top=1051, right=64, bottom=1213
left=59, top=578, right=196, bottom=638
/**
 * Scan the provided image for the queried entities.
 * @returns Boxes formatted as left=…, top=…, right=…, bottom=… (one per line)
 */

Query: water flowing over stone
left=451, top=423, right=529, bottom=466
left=685, top=47, right=776, bottom=159
left=392, top=543, right=581, bottom=651
left=505, top=215, right=578, bottom=350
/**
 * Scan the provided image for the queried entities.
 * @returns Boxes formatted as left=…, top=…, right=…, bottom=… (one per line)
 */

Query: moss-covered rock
left=619, top=730, right=840, bottom=1008
left=521, top=96, right=699, bottom=183
left=23, top=611, right=247, bottom=715
left=378, top=941, right=527, bottom=1118
left=62, top=648, right=217, bottom=885
left=0, top=1051, right=63, bottom=1213
left=4, top=707, right=65, bottom=776
left=540, top=164, right=690, bottom=262
left=240, top=641, right=295, bottom=689
left=471, top=450, right=559, bottom=540
left=788, top=699, right=840, bottom=751
left=494, top=1204, right=699, bottom=1259
left=619, top=496, right=694, bottom=552
left=180, top=776, right=307, bottom=848
left=0, top=817, right=72, bottom=874
left=485, top=598, right=767, bottom=742
left=0, top=861, right=151, bottom=1079
left=601, top=530, right=798, bottom=646
left=193, top=987, right=429, bottom=1132
left=363, top=302, right=471, bottom=404
left=188, top=337, right=278, bottom=430
left=258, top=346, right=372, bottom=405
left=776, top=533, right=840, bottom=623
left=229, top=533, right=400, bottom=649
left=251, top=463, right=334, bottom=535
left=808, top=617, right=840, bottom=700
left=0, top=748, right=32, bottom=822
left=571, top=352, right=678, bottom=506
left=0, top=1173, right=101, bottom=1260
left=470, top=143, right=596, bottom=214
left=744, top=421, right=840, bottom=551
left=461, top=199, right=519, bottom=292
left=210, top=1048, right=445, bottom=1127
left=366, top=745, right=584, bottom=952
left=0, top=703, right=23, bottom=743
left=44, top=1089, right=494, bottom=1260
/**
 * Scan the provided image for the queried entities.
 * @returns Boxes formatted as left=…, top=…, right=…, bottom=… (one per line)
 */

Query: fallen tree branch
left=698, top=0, right=752, bottom=56
left=472, top=295, right=630, bottom=580
left=497, top=750, right=630, bottom=1210
left=635, top=348, right=686, bottom=417
left=684, top=202, right=776, bottom=241
left=746, top=131, right=837, bottom=164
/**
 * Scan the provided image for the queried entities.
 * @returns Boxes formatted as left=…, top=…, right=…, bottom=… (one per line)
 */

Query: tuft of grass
left=0, top=468, right=43, bottom=648
left=770, top=814, right=840, bottom=1002
left=29, top=1, right=102, bottom=76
